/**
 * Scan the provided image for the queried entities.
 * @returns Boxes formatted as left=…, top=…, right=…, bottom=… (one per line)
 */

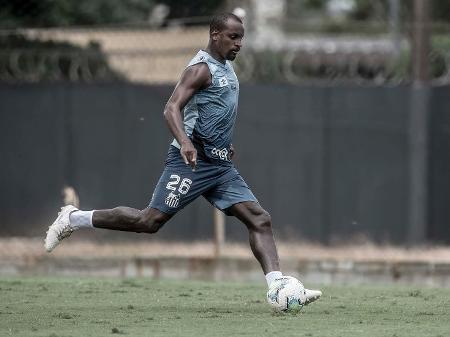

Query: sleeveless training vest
left=171, top=50, right=239, bottom=162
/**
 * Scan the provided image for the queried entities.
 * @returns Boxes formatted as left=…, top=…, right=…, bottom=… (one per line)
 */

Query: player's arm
left=163, top=63, right=211, bottom=170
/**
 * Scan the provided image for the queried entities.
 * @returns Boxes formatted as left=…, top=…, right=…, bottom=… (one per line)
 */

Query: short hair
left=209, top=13, right=243, bottom=34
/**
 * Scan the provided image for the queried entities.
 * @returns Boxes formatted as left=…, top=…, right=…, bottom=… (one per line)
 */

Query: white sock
left=265, top=271, right=283, bottom=287
left=69, top=210, right=94, bottom=230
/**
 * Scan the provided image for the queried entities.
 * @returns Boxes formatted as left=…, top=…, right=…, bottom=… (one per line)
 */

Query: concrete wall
left=0, top=83, right=448, bottom=243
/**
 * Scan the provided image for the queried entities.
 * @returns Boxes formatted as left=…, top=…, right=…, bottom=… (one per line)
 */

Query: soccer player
left=45, top=13, right=321, bottom=305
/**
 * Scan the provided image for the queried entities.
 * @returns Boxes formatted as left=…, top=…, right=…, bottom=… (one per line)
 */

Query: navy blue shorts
left=149, top=146, right=258, bottom=215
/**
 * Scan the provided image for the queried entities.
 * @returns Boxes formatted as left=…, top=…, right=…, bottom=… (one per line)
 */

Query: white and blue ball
left=266, top=276, right=307, bottom=312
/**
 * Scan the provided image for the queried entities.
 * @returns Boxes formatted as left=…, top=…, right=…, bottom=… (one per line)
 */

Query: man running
left=45, top=13, right=321, bottom=305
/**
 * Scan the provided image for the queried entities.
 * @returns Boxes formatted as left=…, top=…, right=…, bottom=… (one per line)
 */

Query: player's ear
left=211, top=29, right=220, bottom=41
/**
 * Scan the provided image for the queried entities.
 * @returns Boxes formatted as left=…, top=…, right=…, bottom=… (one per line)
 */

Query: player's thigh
left=149, top=167, right=199, bottom=214
left=149, top=154, right=217, bottom=214
left=203, top=167, right=259, bottom=217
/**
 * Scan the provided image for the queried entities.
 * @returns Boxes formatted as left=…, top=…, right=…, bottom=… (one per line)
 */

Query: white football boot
left=304, top=288, right=322, bottom=305
left=44, top=205, right=78, bottom=252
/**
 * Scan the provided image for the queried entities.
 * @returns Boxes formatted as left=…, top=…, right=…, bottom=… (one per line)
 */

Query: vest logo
left=218, top=77, right=229, bottom=87
left=211, top=147, right=229, bottom=161
left=165, top=192, right=180, bottom=208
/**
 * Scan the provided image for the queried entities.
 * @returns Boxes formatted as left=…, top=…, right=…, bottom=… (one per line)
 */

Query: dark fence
left=0, top=83, right=448, bottom=244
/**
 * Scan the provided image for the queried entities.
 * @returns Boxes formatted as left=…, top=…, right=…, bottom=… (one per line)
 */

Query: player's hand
left=229, top=144, right=235, bottom=160
left=180, top=141, right=197, bottom=171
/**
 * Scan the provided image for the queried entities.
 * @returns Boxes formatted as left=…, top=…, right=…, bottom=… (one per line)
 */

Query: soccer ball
left=266, top=276, right=307, bottom=312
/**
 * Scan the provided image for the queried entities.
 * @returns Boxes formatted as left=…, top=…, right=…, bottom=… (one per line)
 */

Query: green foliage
left=0, top=34, right=123, bottom=82
left=388, top=35, right=450, bottom=81
left=430, top=35, right=450, bottom=79
left=0, top=0, right=157, bottom=28
left=349, top=0, right=450, bottom=24
left=159, top=0, right=224, bottom=21
left=303, top=0, right=327, bottom=10
left=349, top=0, right=388, bottom=21
left=0, top=0, right=226, bottom=28
left=431, top=0, right=450, bottom=23
left=1, top=0, right=449, bottom=29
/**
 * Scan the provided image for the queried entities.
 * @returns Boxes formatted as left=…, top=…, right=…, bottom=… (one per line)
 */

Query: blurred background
left=0, top=0, right=449, bottom=281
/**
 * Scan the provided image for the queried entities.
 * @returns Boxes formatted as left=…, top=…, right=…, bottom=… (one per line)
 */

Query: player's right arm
left=163, top=63, right=211, bottom=170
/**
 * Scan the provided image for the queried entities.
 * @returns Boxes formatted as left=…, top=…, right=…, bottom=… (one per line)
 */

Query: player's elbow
left=163, top=102, right=178, bottom=122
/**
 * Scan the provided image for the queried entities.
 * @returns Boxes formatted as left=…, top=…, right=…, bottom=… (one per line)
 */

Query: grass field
left=1, top=277, right=449, bottom=337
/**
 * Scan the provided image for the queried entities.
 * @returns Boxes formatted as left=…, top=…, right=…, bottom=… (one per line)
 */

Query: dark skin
left=93, top=17, right=280, bottom=274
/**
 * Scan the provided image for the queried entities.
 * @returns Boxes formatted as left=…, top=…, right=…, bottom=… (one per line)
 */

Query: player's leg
left=202, top=169, right=281, bottom=280
left=202, top=169, right=278, bottom=274
left=44, top=206, right=172, bottom=252
left=45, top=145, right=209, bottom=252
left=204, top=167, right=322, bottom=303
left=92, top=207, right=172, bottom=233
left=228, top=201, right=321, bottom=304
left=227, top=201, right=280, bottom=275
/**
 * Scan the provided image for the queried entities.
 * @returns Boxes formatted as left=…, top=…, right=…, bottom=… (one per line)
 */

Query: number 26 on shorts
left=166, top=174, right=192, bottom=195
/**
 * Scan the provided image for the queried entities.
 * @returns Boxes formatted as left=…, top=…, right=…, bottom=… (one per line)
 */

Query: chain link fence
left=0, top=0, right=449, bottom=85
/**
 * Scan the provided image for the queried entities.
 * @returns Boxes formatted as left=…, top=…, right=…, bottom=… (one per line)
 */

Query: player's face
left=215, top=19, right=244, bottom=61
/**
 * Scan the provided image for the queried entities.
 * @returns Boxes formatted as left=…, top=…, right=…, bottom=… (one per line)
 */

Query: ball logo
left=218, top=77, right=229, bottom=87
left=165, top=192, right=180, bottom=208
left=211, top=147, right=229, bottom=161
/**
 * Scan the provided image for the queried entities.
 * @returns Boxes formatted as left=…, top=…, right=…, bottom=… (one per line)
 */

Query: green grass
left=1, top=277, right=449, bottom=337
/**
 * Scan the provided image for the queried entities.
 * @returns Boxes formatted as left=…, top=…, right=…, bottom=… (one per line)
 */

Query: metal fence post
left=213, top=208, right=225, bottom=257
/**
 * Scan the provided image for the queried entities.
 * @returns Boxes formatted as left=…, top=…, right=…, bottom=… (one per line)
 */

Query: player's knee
left=251, top=211, right=272, bottom=233
left=137, top=211, right=166, bottom=234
